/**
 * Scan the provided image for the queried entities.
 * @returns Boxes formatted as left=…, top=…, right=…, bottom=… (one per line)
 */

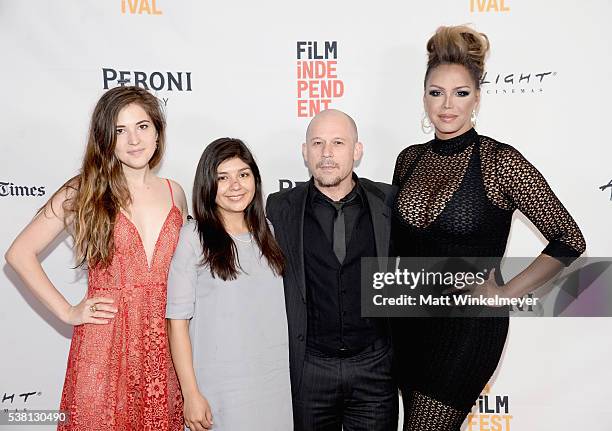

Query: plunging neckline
left=119, top=206, right=180, bottom=272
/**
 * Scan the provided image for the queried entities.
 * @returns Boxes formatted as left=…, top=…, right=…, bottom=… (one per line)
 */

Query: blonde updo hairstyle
left=425, top=25, right=490, bottom=89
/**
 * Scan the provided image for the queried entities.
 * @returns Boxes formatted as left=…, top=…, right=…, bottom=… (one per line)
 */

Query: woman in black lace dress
left=391, top=25, right=586, bottom=430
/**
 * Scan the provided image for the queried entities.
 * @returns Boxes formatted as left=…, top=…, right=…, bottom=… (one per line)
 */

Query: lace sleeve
left=496, top=144, right=586, bottom=265
left=392, top=144, right=427, bottom=186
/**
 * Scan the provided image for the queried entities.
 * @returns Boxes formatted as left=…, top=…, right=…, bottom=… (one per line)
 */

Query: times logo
left=0, top=182, right=45, bottom=198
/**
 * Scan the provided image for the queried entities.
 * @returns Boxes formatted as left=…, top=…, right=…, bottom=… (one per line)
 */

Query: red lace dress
left=59, top=179, right=184, bottom=430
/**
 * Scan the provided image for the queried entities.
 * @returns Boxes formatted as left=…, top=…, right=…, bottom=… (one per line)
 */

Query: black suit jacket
left=266, top=177, right=397, bottom=396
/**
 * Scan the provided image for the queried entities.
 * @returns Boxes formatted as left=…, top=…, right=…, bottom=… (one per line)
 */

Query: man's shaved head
left=306, top=109, right=358, bottom=143
left=302, top=109, right=363, bottom=200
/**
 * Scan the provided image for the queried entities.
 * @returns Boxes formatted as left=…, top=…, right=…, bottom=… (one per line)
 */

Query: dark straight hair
left=192, top=137, right=285, bottom=280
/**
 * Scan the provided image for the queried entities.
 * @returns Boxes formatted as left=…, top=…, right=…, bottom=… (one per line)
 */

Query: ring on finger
left=89, top=304, right=97, bottom=313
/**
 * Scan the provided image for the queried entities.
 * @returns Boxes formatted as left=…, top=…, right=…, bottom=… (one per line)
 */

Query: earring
left=421, top=112, right=433, bottom=134
left=471, top=110, right=477, bottom=128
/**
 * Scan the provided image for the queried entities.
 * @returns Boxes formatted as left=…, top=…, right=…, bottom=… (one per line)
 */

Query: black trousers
left=292, top=342, right=398, bottom=431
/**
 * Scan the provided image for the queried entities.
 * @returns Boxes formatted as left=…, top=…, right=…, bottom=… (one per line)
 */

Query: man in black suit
left=266, top=109, right=398, bottom=430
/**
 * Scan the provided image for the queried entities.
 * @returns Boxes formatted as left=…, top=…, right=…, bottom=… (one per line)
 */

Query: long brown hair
left=192, top=138, right=285, bottom=280
left=45, top=86, right=166, bottom=268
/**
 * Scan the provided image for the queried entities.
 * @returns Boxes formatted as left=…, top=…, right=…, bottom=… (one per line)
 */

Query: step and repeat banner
left=1, top=1, right=611, bottom=429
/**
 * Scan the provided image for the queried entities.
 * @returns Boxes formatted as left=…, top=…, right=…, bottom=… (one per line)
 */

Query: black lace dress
left=391, top=128, right=585, bottom=430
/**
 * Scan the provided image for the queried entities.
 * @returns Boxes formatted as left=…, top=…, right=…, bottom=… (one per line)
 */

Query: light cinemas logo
left=466, top=385, right=512, bottom=431
left=296, top=41, right=345, bottom=118
left=470, top=0, right=510, bottom=12
left=121, top=0, right=162, bottom=15
left=1, top=390, right=41, bottom=405
left=480, top=71, right=557, bottom=95
left=2, top=389, right=43, bottom=414
left=102, top=68, right=192, bottom=92
left=0, top=182, right=46, bottom=198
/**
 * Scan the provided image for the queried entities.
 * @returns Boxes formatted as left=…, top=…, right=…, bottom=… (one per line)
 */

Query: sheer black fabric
left=392, top=128, right=585, bottom=262
left=391, top=128, right=585, bottom=429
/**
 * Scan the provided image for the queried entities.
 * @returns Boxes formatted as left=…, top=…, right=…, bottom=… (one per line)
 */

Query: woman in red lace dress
left=5, top=86, right=187, bottom=430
